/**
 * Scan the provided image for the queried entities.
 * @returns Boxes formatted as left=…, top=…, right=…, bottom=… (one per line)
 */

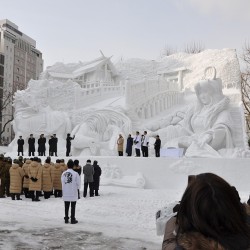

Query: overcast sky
left=1, top=0, right=250, bottom=68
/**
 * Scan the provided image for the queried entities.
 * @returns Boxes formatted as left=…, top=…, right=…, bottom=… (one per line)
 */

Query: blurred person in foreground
left=162, top=173, right=250, bottom=250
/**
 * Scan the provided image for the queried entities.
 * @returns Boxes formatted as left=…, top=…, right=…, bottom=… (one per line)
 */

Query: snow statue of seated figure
left=157, top=67, right=234, bottom=157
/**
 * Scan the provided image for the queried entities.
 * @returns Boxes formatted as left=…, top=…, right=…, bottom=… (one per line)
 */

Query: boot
left=71, top=218, right=78, bottom=224
left=64, top=217, right=69, bottom=224
left=17, top=194, right=22, bottom=200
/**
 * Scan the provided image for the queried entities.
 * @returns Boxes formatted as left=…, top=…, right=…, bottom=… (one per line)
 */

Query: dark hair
left=45, top=158, right=51, bottom=164
left=56, top=159, right=61, bottom=163
left=87, top=159, right=91, bottom=163
left=61, top=159, right=65, bottom=163
left=176, top=173, right=250, bottom=249
left=67, top=159, right=74, bottom=168
left=74, top=159, right=79, bottom=166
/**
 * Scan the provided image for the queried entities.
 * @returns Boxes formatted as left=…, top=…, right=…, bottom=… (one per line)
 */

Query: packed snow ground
left=0, top=186, right=178, bottom=250
left=0, top=157, right=250, bottom=250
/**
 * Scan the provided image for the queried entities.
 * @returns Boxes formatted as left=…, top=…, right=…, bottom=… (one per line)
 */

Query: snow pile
left=116, top=49, right=241, bottom=90
left=0, top=157, right=249, bottom=249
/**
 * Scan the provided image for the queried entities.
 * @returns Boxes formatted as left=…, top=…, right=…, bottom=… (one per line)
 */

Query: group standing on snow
left=118, top=131, right=161, bottom=157
left=0, top=155, right=102, bottom=203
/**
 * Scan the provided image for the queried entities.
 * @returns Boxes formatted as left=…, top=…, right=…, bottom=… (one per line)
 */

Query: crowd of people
left=117, top=131, right=161, bottom=157
left=0, top=155, right=102, bottom=203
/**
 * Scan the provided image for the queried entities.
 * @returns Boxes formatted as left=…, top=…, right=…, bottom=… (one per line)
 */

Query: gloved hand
left=30, top=177, right=38, bottom=182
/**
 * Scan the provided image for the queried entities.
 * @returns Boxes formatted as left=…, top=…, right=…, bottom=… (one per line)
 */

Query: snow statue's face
left=198, top=87, right=212, bottom=105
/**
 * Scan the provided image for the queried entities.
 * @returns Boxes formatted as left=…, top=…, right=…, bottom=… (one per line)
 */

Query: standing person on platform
left=93, top=160, right=102, bottom=196
left=117, top=134, right=124, bottom=156
left=28, top=134, right=35, bottom=156
left=9, top=159, right=24, bottom=200
left=48, top=136, right=53, bottom=156
left=154, top=135, right=161, bottom=157
left=134, top=131, right=141, bottom=157
left=141, top=131, right=149, bottom=157
left=82, top=159, right=94, bottom=198
left=126, top=134, right=134, bottom=157
left=17, top=136, right=24, bottom=156
left=66, top=134, right=75, bottom=157
left=52, top=134, right=58, bottom=157
left=61, top=159, right=81, bottom=224
left=38, top=134, right=46, bottom=156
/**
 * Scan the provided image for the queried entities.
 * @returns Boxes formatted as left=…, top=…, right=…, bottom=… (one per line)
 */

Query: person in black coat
left=154, top=135, right=161, bottom=157
left=126, top=134, right=134, bottom=157
left=28, top=134, right=35, bottom=156
left=52, top=134, right=58, bottom=157
left=93, top=160, right=102, bottom=196
left=66, top=133, right=75, bottom=157
left=48, top=136, right=53, bottom=156
left=38, top=134, right=46, bottom=156
left=17, top=136, right=24, bottom=156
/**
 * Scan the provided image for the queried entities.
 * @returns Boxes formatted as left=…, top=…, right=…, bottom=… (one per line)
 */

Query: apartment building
left=0, top=19, right=43, bottom=144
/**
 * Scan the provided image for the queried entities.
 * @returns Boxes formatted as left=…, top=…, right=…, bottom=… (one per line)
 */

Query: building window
left=17, top=67, right=19, bottom=72
left=0, top=66, right=4, bottom=76
left=16, top=76, right=19, bottom=81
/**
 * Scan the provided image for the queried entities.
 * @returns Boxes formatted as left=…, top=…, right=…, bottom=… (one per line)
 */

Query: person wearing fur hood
left=9, top=159, right=24, bottom=200
left=162, top=173, right=250, bottom=250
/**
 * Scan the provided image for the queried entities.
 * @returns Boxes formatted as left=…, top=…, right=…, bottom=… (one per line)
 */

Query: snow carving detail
left=101, top=164, right=146, bottom=189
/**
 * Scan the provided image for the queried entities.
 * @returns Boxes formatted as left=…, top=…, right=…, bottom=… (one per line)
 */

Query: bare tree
left=184, top=41, right=205, bottom=54
left=160, top=44, right=177, bottom=58
left=0, top=88, right=14, bottom=145
left=241, top=43, right=250, bottom=140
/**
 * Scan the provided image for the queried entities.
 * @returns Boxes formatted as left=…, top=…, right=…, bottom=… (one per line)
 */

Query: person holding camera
left=134, top=131, right=141, bottom=157
left=162, top=173, right=250, bottom=250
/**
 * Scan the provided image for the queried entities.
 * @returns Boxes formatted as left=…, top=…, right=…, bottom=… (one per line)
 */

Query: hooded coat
left=42, top=163, right=53, bottom=192
left=22, top=160, right=32, bottom=188
left=51, top=163, right=63, bottom=190
left=28, top=161, right=42, bottom=191
left=9, top=163, right=24, bottom=193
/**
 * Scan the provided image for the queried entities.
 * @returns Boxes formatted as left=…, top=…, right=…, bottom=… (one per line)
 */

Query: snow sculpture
left=11, top=88, right=71, bottom=152
left=71, top=109, right=132, bottom=156
left=101, top=164, right=146, bottom=188
left=152, top=67, right=234, bottom=157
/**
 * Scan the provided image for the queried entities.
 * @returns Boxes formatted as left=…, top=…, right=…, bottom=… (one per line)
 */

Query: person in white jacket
left=133, top=131, right=141, bottom=157
left=61, top=159, right=81, bottom=224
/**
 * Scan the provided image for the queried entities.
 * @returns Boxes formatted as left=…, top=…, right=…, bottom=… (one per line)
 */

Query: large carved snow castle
left=10, top=49, right=248, bottom=158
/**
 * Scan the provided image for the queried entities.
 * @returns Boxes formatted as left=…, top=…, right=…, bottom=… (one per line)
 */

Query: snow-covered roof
left=157, top=67, right=187, bottom=75
left=48, top=71, right=73, bottom=79
left=73, top=58, right=106, bottom=78
left=46, top=55, right=118, bottom=80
